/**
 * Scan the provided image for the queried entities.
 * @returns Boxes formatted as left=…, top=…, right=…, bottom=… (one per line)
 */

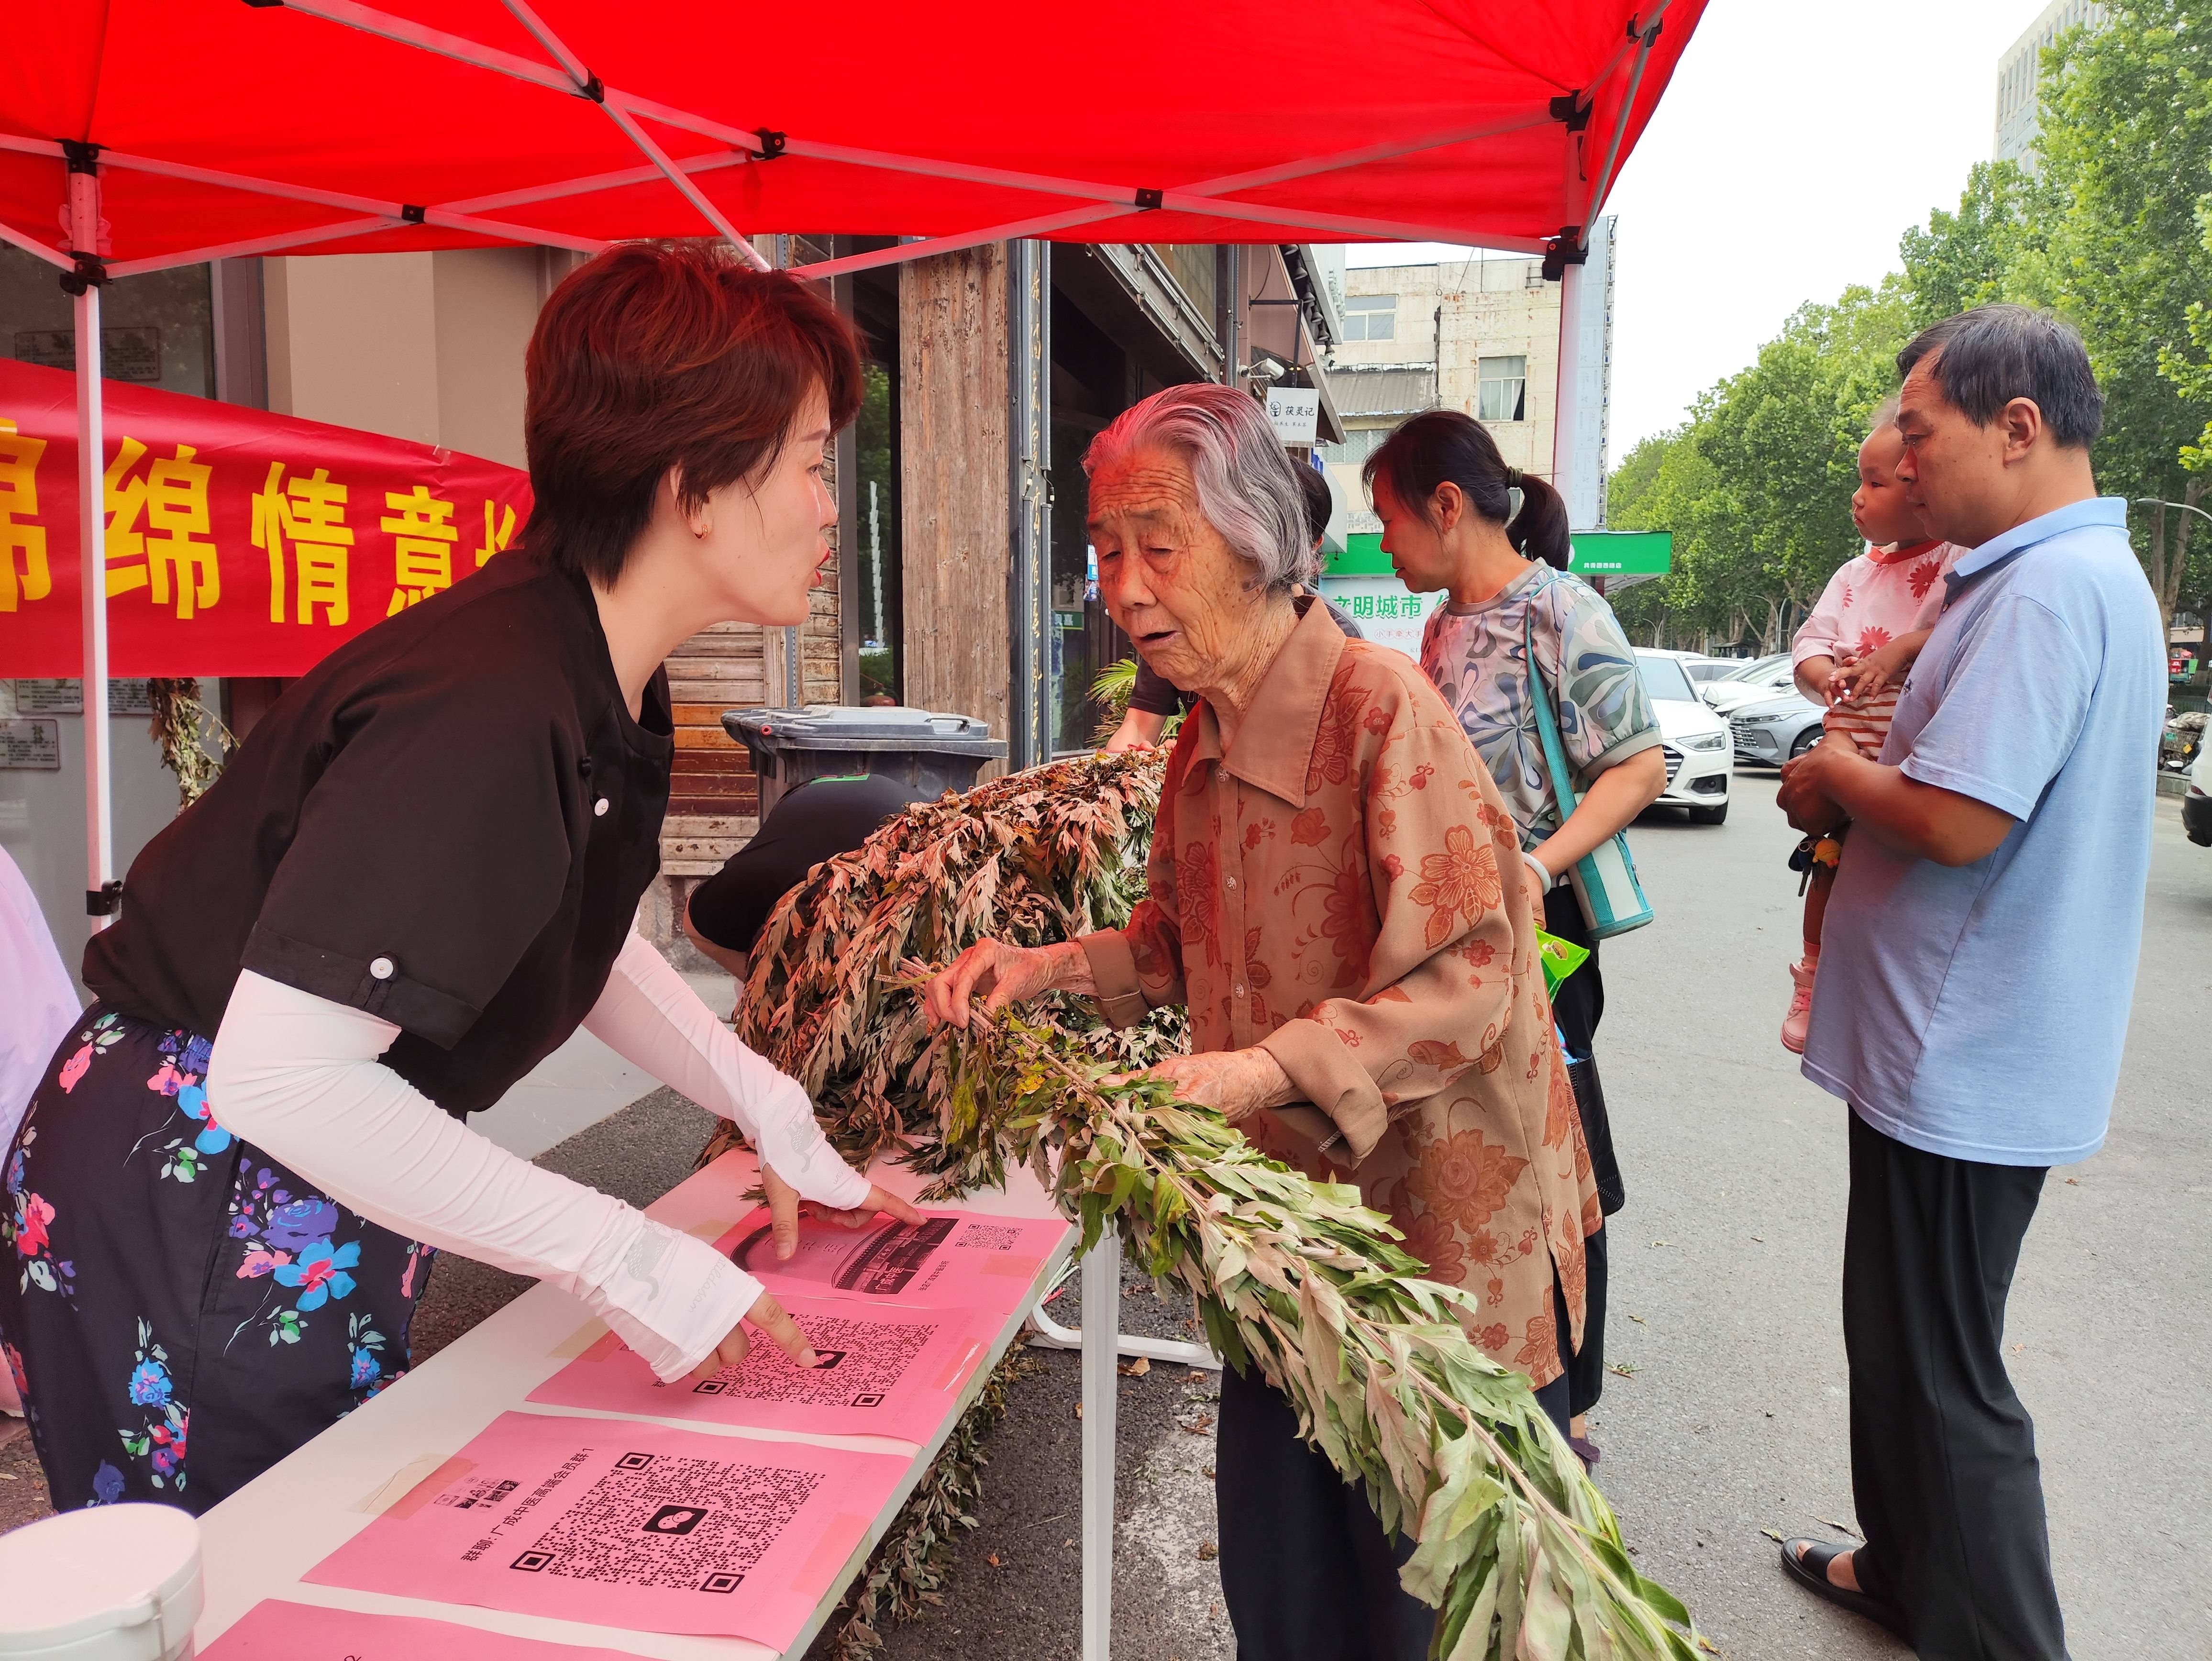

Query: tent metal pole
left=1160, top=192, right=1548, bottom=253
left=0, top=213, right=72, bottom=271
left=66, top=159, right=114, bottom=932
left=441, top=151, right=751, bottom=216
left=790, top=206, right=1124, bottom=281
left=106, top=217, right=401, bottom=279
left=494, top=0, right=769, bottom=268
left=1551, top=256, right=1585, bottom=520
left=0, top=134, right=604, bottom=255
left=242, top=1, right=1563, bottom=254
left=1579, top=1, right=1670, bottom=234
left=276, top=0, right=1551, bottom=224
left=1079, top=1223, right=1121, bottom=1661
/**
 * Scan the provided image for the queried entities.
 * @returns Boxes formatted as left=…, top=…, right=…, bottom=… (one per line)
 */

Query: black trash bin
left=722, top=705, right=1008, bottom=819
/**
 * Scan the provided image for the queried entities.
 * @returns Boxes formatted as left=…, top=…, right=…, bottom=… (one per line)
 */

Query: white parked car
left=1641, top=646, right=1737, bottom=687
left=1702, top=653, right=1800, bottom=716
left=1633, top=651, right=1733, bottom=824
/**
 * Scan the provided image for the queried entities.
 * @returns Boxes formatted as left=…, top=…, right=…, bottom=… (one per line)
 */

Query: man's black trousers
left=1843, top=1110, right=2067, bottom=1661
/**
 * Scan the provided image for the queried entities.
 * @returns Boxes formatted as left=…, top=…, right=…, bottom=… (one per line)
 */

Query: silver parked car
left=1728, top=692, right=1826, bottom=766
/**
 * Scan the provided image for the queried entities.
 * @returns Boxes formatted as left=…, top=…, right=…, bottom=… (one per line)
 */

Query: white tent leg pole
left=1551, top=257, right=1584, bottom=526
left=67, top=161, right=113, bottom=933
left=1080, top=1223, right=1120, bottom=1661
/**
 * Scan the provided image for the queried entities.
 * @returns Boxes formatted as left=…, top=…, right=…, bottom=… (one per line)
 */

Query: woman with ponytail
left=1364, top=410, right=1665, bottom=1469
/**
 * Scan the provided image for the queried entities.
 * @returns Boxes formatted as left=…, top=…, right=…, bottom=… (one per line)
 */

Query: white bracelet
left=1522, top=849, right=1553, bottom=891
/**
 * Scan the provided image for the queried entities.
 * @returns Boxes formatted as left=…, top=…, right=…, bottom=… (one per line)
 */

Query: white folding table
left=187, top=1148, right=1085, bottom=1658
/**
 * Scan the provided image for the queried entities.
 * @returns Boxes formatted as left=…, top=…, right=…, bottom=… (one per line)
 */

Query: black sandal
left=1779, top=1538, right=1908, bottom=1639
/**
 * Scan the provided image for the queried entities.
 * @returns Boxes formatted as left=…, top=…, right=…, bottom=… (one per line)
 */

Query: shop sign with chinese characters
left=0, top=358, right=531, bottom=676
left=1315, top=577, right=1446, bottom=662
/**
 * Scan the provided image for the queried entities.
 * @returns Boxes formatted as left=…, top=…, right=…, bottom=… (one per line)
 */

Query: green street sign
left=1322, top=528, right=1671, bottom=578
left=1567, top=530, right=1671, bottom=575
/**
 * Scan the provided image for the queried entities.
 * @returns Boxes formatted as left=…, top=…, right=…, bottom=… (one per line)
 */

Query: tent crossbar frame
left=1576, top=0, right=1671, bottom=241
left=493, top=0, right=771, bottom=268
left=0, top=132, right=608, bottom=263
left=22, top=0, right=1573, bottom=282
left=789, top=111, right=1555, bottom=279
left=107, top=216, right=399, bottom=277
left=251, top=0, right=1563, bottom=263
left=0, top=210, right=73, bottom=271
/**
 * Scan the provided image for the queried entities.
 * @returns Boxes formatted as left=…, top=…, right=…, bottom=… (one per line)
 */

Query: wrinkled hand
left=1777, top=746, right=1849, bottom=836
left=1112, top=1047, right=1294, bottom=1125
left=923, top=939, right=1066, bottom=1029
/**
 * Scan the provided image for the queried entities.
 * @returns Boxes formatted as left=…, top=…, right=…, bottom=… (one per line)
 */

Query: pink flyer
left=200, top=1599, right=643, bottom=1658
left=711, top=1206, right=1069, bottom=1314
left=528, top=1295, right=999, bottom=1443
left=305, top=1412, right=907, bottom=1644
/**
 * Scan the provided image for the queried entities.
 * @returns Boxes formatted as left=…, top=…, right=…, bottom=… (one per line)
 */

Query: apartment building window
left=1477, top=354, right=1527, bottom=422
left=1341, top=294, right=1397, bottom=342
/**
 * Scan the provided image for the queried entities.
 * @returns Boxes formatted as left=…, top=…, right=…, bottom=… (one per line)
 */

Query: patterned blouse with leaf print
left=1077, top=600, right=1600, bottom=1387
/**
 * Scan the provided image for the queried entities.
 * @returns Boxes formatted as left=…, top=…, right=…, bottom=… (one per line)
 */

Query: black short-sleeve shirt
left=83, top=554, right=672, bottom=1117
left=686, top=774, right=925, bottom=954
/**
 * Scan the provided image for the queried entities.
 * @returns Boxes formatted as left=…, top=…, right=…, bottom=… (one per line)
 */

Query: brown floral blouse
left=1078, top=601, right=1598, bottom=1387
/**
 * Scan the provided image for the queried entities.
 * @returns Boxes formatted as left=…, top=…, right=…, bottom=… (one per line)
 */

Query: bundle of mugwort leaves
left=708, top=750, right=1187, bottom=1172
left=921, top=996, right=1698, bottom=1661
left=718, top=750, right=1699, bottom=1658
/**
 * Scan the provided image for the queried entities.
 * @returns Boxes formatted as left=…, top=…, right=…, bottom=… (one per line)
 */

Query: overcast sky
left=1347, top=0, right=2057, bottom=459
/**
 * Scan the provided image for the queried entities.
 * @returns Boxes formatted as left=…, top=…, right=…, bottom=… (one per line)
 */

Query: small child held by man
left=1781, top=402, right=1961, bottom=1051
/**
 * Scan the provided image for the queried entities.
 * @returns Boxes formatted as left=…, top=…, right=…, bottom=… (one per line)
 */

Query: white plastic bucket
left=0, top=1504, right=202, bottom=1660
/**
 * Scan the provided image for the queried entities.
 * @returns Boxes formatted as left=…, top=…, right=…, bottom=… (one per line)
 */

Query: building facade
left=1994, top=0, right=2106, bottom=166
left=2, top=235, right=1346, bottom=953
left=1320, top=249, right=1570, bottom=536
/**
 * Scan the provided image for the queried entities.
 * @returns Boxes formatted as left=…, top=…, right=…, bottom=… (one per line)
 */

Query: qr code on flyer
left=692, top=1315, right=935, bottom=1409
left=509, top=1454, right=820, bottom=1593
left=953, top=1225, right=1022, bottom=1251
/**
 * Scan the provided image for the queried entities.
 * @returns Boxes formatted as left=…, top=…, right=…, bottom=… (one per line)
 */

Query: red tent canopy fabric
left=1, top=0, right=1704, bottom=278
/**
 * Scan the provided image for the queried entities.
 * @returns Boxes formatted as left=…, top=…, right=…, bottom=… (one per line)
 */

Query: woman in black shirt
left=0, top=243, right=917, bottom=1513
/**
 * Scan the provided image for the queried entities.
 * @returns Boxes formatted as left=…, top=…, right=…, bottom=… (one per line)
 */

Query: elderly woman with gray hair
left=925, top=383, right=1597, bottom=1661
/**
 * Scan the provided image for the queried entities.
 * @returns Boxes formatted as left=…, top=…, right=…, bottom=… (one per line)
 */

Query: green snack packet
left=1537, top=928, right=1590, bottom=997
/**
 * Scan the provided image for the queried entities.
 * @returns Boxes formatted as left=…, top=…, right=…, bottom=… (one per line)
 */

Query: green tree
left=1608, top=284, right=1909, bottom=653
left=2036, top=0, right=2212, bottom=634
left=1897, top=161, right=2053, bottom=328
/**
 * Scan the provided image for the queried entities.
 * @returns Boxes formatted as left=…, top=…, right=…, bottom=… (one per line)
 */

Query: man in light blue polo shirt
left=1773, top=306, right=2163, bottom=1660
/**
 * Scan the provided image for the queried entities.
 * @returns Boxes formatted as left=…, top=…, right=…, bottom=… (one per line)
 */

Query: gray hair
left=1082, top=383, right=1312, bottom=592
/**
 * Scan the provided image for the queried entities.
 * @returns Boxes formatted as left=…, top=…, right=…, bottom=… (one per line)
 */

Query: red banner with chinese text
left=0, top=358, right=532, bottom=676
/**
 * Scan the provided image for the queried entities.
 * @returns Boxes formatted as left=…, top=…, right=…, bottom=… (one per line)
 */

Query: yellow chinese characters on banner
left=0, top=417, right=50, bottom=614
left=104, top=436, right=221, bottom=620
left=0, top=355, right=532, bottom=676
left=382, top=484, right=458, bottom=614
left=251, top=462, right=354, bottom=627
left=477, top=498, right=517, bottom=567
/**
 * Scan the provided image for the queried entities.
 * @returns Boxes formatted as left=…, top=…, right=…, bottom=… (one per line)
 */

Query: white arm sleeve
left=205, top=969, right=760, bottom=1383
left=582, top=931, right=870, bottom=1212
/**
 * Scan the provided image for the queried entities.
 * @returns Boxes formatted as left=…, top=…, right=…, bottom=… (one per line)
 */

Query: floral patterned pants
left=0, top=1006, right=434, bottom=1516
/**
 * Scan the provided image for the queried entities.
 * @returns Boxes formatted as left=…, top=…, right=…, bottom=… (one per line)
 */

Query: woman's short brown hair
left=524, top=241, right=863, bottom=586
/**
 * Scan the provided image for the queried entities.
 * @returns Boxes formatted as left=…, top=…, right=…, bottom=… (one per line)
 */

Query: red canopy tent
left=4, top=5, right=1703, bottom=1646
left=3, top=0, right=1706, bottom=931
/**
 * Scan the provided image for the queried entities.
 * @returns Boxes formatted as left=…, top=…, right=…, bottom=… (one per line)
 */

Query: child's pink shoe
left=1781, top=958, right=1816, bottom=1053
